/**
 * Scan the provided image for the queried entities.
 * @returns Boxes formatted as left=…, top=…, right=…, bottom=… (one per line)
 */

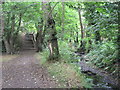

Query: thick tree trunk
left=47, top=17, right=59, bottom=60
left=42, top=2, right=59, bottom=60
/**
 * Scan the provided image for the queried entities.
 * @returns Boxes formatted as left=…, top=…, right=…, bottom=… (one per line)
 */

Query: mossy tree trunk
left=47, top=17, right=59, bottom=60
left=41, top=2, right=59, bottom=60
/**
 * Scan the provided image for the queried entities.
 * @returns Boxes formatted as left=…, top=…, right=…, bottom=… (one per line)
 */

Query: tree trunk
left=35, top=2, right=48, bottom=52
left=62, top=2, right=65, bottom=31
left=76, top=31, right=79, bottom=43
left=17, top=13, right=22, bottom=31
left=36, top=23, right=43, bottom=52
left=42, top=2, right=59, bottom=60
left=78, top=8, right=85, bottom=53
left=9, top=13, right=15, bottom=54
left=47, top=17, right=59, bottom=60
left=3, top=39, right=11, bottom=53
left=1, top=7, right=12, bottom=54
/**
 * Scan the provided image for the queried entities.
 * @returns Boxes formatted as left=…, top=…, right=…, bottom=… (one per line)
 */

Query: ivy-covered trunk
left=47, top=18, right=59, bottom=60
left=42, top=2, right=59, bottom=60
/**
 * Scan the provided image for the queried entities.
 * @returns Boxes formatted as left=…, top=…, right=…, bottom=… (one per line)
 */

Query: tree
left=78, top=5, right=85, bottom=53
left=62, top=2, right=65, bottom=32
left=47, top=3, right=59, bottom=60
left=35, top=20, right=44, bottom=52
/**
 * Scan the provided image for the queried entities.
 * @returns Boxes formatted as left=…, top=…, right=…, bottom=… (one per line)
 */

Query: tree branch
left=48, top=2, right=59, bottom=16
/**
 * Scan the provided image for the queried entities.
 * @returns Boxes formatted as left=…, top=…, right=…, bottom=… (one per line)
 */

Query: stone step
left=22, top=44, right=34, bottom=46
left=22, top=48, right=35, bottom=50
left=22, top=35, right=35, bottom=50
left=23, top=41, right=33, bottom=43
left=23, top=45, right=34, bottom=48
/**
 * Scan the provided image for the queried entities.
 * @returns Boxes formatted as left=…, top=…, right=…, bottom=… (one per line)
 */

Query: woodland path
left=2, top=50, right=58, bottom=88
left=2, top=34, right=58, bottom=88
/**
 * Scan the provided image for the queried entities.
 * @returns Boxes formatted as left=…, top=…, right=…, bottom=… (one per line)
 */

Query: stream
left=73, top=53, right=119, bottom=89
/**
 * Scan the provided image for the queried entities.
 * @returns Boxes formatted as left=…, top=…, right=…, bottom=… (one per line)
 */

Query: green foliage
left=37, top=48, right=49, bottom=65
left=58, top=40, right=79, bottom=63
left=83, top=2, right=118, bottom=42
left=85, top=41, right=117, bottom=74
left=47, top=62, right=92, bottom=88
left=36, top=44, right=92, bottom=88
left=2, top=2, right=119, bottom=87
left=54, top=2, right=79, bottom=41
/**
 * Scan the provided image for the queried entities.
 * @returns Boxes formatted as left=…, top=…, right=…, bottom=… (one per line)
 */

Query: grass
left=46, top=62, right=91, bottom=88
left=0, top=54, right=19, bottom=62
left=35, top=49, right=92, bottom=88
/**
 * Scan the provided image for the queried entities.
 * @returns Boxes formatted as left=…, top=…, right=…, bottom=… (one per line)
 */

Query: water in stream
left=79, top=62, right=119, bottom=89
left=73, top=53, right=119, bottom=89
left=83, top=73, right=118, bottom=89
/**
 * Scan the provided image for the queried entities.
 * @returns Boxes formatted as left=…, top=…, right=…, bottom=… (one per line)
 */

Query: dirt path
left=2, top=50, right=58, bottom=88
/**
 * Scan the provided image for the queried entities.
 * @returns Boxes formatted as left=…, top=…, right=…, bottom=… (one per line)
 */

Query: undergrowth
left=85, top=41, right=118, bottom=76
left=36, top=41, right=93, bottom=88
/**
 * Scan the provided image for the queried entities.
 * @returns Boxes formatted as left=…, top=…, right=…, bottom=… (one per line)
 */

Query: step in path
left=22, top=34, right=35, bottom=50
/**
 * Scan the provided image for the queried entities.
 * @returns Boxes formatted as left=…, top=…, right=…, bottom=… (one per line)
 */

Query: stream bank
left=73, top=53, right=119, bottom=89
